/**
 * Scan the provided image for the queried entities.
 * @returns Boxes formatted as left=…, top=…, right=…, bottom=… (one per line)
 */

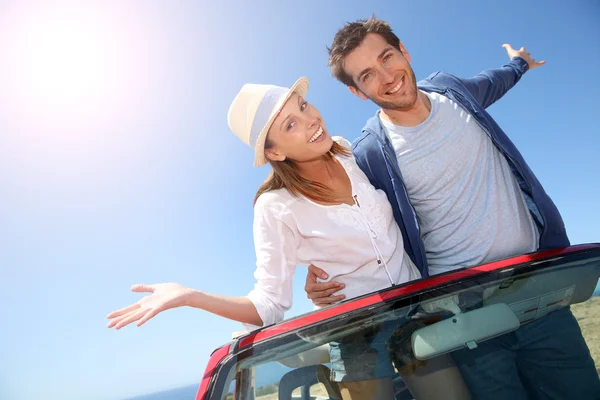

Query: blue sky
left=0, top=1, right=599, bottom=399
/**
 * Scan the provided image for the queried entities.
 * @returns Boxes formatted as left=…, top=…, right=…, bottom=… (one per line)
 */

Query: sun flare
left=4, top=6, right=125, bottom=114
left=22, top=20, right=108, bottom=105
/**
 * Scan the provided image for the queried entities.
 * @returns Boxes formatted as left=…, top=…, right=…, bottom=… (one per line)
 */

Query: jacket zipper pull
left=353, top=194, right=360, bottom=207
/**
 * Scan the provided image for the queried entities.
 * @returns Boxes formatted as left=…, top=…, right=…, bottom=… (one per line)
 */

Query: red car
left=195, top=244, right=600, bottom=400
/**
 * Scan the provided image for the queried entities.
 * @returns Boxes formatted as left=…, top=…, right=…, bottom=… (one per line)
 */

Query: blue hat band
left=249, top=86, right=289, bottom=148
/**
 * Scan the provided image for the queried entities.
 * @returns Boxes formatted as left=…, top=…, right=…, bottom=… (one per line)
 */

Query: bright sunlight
left=5, top=6, right=120, bottom=111
left=0, top=3, right=158, bottom=201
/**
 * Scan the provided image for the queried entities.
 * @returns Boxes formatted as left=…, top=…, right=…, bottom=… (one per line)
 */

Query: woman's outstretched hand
left=107, top=283, right=196, bottom=329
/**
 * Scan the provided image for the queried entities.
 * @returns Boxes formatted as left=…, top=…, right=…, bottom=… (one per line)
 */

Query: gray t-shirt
left=380, top=91, right=539, bottom=275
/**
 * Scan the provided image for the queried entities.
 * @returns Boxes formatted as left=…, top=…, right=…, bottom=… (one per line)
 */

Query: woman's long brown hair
left=253, top=141, right=351, bottom=205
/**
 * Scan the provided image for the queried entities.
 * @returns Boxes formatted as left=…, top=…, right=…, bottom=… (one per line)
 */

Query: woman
left=107, top=77, right=469, bottom=400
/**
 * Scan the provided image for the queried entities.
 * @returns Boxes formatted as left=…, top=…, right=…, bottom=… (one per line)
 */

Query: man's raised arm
left=461, top=44, right=546, bottom=109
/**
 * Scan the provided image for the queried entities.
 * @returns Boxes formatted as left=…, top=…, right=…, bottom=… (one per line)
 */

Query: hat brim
left=252, top=77, right=309, bottom=167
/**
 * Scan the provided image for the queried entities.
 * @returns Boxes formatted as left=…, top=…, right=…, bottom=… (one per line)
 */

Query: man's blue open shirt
left=351, top=57, right=570, bottom=278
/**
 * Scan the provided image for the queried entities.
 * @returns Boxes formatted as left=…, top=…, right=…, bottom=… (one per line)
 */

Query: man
left=305, top=16, right=600, bottom=399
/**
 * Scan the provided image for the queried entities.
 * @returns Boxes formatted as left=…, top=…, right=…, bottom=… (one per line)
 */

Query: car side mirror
left=411, top=303, right=520, bottom=360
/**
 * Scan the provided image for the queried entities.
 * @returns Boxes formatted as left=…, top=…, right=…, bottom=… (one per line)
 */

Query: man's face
left=343, top=33, right=419, bottom=110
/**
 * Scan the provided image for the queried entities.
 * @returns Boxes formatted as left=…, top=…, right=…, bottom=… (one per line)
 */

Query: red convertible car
left=194, top=244, right=600, bottom=400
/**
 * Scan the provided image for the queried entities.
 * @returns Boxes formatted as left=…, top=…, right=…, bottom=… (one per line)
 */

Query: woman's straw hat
left=227, top=77, right=309, bottom=166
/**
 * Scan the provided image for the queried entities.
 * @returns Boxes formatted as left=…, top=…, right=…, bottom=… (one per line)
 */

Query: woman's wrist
left=184, top=288, right=204, bottom=308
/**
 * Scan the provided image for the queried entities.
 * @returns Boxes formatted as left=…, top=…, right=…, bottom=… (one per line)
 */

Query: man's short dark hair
left=328, top=16, right=401, bottom=88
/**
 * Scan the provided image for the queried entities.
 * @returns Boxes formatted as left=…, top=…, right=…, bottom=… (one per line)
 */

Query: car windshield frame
left=195, top=243, right=600, bottom=400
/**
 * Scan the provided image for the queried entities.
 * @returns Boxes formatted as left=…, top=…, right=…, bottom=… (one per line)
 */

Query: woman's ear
left=265, top=148, right=286, bottom=162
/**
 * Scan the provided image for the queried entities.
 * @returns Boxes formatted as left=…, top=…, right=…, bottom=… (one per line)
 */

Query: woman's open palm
left=107, top=283, right=194, bottom=329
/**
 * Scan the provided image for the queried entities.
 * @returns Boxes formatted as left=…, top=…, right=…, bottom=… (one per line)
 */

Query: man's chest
left=389, top=103, right=491, bottom=200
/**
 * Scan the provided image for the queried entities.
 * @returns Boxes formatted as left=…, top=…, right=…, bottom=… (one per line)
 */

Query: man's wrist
left=511, top=56, right=530, bottom=73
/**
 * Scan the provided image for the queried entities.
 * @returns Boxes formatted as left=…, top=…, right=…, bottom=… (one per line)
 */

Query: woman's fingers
left=106, top=303, right=140, bottom=319
left=108, top=307, right=144, bottom=328
left=108, top=283, right=185, bottom=329
left=107, top=284, right=155, bottom=322
left=107, top=314, right=125, bottom=329
left=114, top=308, right=149, bottom=330
left=131, top=284, right=155, bottom=293
left=136, top=307, right=162, bottom=327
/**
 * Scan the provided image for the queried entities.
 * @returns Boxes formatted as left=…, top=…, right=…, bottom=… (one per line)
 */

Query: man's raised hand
left=503, top=44, right=546, bottom=70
